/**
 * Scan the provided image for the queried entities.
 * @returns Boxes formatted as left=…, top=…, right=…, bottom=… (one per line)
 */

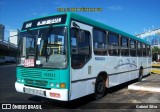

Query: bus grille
left=21, top=69, right=42, bottom=78
left=25, top=79, right=48, bottom=87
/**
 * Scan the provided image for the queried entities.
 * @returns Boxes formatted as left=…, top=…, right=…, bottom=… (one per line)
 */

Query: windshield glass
left=19, top=26, right=68, bottom=68
left=21, top=30, right=37, bottom=57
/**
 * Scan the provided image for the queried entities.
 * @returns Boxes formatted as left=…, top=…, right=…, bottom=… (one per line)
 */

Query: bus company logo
left=2, top=104, right=11, bottom=109
left=37, top=18, right=62, bottom=26
left=25, top=23, right=32, bottom=28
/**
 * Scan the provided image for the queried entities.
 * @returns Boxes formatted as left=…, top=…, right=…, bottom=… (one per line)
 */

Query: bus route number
left=24, top=59, right=34, bottom=67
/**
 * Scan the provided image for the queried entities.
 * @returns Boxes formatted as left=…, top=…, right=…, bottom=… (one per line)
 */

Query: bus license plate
left=24, top=87, right=45, bottom=97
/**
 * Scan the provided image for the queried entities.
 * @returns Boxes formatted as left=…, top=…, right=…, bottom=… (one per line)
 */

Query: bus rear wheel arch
left=94, top=73, right=108, bottom=99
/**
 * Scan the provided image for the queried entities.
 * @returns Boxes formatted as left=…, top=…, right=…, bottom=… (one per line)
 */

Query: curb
left=128, top=84, right=160, bottom=92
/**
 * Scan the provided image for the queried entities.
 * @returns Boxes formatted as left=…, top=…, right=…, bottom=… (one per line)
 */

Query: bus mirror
left=73, top=22, right=80, bottom=29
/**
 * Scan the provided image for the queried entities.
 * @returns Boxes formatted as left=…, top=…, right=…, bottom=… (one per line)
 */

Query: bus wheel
left=138, top=69, right=143, bottom=82
left=94, top=76, right=106, bottom=99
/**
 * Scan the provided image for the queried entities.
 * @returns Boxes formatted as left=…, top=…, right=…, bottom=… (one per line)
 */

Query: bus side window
left=137, top=42, right=142, bottom=57
left=147, top=45, right=151, bottom=57
left=130, top=39, right=137, bottom=56
left=142, top=43, right=146, bottom=57
left=93, top=28, right=107, bottom=55
left=108, top=33, right=120, bottom=56
left=121, top=36, right=129, bottom=56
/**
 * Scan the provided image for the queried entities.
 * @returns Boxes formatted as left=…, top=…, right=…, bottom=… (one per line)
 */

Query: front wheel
left=94, top=76, right=106, bottom=99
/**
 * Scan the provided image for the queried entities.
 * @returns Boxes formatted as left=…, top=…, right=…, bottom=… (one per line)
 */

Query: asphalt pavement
left=0, top=64, right=160, bottom=112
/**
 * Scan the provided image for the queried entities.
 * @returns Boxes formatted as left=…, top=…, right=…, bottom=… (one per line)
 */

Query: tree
left=152, top=46, right=160, bottom=62
left=152, top=46, right=160, bottom=54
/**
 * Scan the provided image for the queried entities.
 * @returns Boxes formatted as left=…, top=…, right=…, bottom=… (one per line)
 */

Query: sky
left=0, top=0, right=160, bottom=40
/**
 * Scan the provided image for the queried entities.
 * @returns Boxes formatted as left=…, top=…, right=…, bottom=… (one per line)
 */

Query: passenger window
left=147, top=45, right=151, bottom=57
left=142, top=44, right=146, bottom=57
left=130, top=39, right=137, bottom=56
left=108, top=33, right=120, bottom=56
left=93, top=28, right=107, bottom=55
left=121, top=37, right=129, bottom=56
left=137, top=42, right=142, bottom=56
left=71, top=28, right=91, bottom=69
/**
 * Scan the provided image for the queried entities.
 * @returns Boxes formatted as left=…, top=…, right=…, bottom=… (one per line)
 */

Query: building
left=9, top=30, right=18, bottom=46
left=0, top=24, right=5, bottom=41
left=136, top=28, right=160, bottom=48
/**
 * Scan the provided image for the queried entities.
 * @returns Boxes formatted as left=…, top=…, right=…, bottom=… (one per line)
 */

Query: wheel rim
left=97, top=82, right=104, bottom=93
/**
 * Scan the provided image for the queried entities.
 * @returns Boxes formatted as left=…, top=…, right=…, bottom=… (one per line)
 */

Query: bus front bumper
left=15, top=82, right=68, bottom=101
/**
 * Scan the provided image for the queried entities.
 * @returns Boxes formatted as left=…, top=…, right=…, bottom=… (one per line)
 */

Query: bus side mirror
left=73, top=22, right=80, bottom=29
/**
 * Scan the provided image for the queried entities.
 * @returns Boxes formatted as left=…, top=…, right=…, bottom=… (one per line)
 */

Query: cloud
left=107, top=6, right=123, bottom=11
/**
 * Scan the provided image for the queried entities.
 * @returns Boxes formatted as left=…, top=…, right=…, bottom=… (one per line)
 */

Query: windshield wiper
left=26, top=29, right=40, bottom=58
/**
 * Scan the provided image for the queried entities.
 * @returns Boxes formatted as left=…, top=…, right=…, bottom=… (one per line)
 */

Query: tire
left=94, top=76, right=106, bottom=99
left=138, top=69, right=143, bottom=82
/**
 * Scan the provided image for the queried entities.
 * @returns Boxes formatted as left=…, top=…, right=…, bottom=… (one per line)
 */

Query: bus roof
left=23, top=12, right=150, bottom=45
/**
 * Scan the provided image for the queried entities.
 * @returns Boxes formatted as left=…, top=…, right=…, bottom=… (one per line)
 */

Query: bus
left=15, top=12, right=152, bottom=101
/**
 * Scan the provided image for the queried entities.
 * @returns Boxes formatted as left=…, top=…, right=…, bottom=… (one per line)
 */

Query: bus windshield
left=19, top=26, right=68, bottom=68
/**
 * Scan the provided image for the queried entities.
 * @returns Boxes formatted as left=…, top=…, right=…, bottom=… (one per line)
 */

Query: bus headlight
left=17, top=78, right=21, bottom=83
left=21, top=79, right=24, bottom=83
left=50, top=82, right=54, bottom=87
left=56, top=83, right=59, bottom=88
left=60, top=83, right=66, bottom=88
left=17, top=78, right=24, bottom=83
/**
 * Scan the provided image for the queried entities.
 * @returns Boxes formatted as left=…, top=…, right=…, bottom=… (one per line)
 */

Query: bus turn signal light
left=60, top=83, right=66, bottom=88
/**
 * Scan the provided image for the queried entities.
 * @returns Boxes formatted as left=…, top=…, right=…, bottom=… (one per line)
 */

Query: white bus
left=15, top=12, right=152, bottom=101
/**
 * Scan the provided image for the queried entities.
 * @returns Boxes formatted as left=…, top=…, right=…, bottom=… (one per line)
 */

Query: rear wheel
left=138, top=69, right=143, bottom=82
left=94, top=76, right=106, bottom=99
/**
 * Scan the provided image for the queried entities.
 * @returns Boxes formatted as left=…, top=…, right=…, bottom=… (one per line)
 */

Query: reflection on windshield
left=21, top=31, right=37, bottom=58
left=26, top=37, right=35, bottom=55
left=19, top=27, right=67, bottom=68
left=38, top=27, right=67, bottom=68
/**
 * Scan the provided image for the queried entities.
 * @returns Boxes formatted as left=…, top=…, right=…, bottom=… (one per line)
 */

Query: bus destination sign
left=22, top=14, right=67, bottom=30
